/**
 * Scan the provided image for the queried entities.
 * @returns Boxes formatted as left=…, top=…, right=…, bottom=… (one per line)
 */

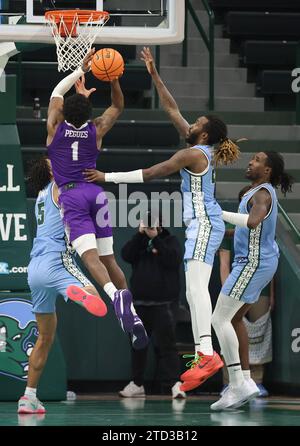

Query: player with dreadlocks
left=83, top=47, right=241, bottom=391
left=18, top=156, right=106, bottom=415
left=211, top=151, right=293, bottom=411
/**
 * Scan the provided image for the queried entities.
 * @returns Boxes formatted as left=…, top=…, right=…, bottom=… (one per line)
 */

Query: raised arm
left=141, top=47, right=190, bottom=139
left=46, top=49, right=95, bottom=146
left=93, top=79, right=124, bottom=149
left=83, top=148, right=207, bottom=183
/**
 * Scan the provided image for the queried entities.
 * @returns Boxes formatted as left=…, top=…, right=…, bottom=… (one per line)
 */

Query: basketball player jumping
left=46, top=49, right=148, bottom=347
left=84, top=96, right=241, bottom=393
left=211, top=151, right=293, bottom=410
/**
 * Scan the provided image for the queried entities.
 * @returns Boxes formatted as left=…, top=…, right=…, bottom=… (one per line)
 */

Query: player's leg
left=59, top=249, right=107, bottom=317
left=180, top=258, right=223, bottom=391
left=18, top=312, right=56, bottom=414
left=211, top=293, right=259, bottom=411
left=97, top=237, right=148, bottom=349
left=98, top=238, right=127, bottom=289
left=210, top=261, right=278, bottom=410
left=18, top=259, right=57, bottom=413
left=231, top=304, right=252, bottom=371
left=59, top=184, right=134, bottom=330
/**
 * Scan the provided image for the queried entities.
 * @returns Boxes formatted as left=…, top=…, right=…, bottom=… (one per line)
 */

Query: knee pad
left=96, top=236, right=114, bottom=256
left=72, top=234, right=97, bottom=257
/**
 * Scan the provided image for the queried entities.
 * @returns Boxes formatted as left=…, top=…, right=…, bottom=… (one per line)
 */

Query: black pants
left=132, top=304, right=181, bottom=391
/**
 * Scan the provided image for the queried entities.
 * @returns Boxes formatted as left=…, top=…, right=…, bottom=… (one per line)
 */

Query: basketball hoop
left=45, top=10, right=110, bottom=72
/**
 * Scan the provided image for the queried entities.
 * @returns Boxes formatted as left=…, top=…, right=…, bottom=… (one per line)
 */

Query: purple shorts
left=58, top=182, right=113, bottom=243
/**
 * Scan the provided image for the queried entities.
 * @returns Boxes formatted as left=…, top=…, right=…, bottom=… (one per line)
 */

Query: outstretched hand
left=140, top=47, right=157, bottom=76
left=81, top=48, right=95, bottom=73
left=75, top=75, right=96, bottom=98
left=83, top=169, right=105, bottom=183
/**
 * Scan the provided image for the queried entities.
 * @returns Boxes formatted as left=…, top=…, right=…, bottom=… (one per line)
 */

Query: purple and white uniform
left=47, top=121, right=112, bottom=242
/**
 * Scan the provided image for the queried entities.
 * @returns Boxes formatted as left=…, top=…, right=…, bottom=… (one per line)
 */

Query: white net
left=45, top=12, right=109, bottom=72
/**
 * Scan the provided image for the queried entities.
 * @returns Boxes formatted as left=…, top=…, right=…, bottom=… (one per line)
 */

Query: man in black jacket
left=119, top=211, right=186, bottom=399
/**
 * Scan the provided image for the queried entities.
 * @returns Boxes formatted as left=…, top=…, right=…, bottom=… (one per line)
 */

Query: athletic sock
left=228, top=364, right=244, bottom=387
left=195, top=344, right=200, bottom=356
left=242, top=370, right=251, bottom=380
left=103, top=282, right=117, bottom=301
left=25, top=387, right=37, bottom=399
left=199, top=335, right=213, bottom=356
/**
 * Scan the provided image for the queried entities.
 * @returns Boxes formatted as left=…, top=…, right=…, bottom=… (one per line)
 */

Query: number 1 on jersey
left=71, top=141, right=79, bottom=161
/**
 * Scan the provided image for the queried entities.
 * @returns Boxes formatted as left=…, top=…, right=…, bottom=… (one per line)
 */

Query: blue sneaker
left=256, top=383, right=269, bottom=397
left=113, top=289, right=135, bottom=332
left=131, top=315, right=148, bottom=350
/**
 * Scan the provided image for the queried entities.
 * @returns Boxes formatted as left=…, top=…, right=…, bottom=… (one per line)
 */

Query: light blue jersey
left=28, top=181, right=91, bottom=313
left=180, top=145, right=225, bottom=265
left=234, top=183, right=279, bottom=262
left=30, top=182, right=67, bottom=257
left=222, top=183, right=279, bottom=303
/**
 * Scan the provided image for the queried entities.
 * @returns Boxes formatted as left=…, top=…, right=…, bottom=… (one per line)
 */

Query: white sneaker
left=245, top=378, right=260, bottom=398
left=18, top=396, right=46, bottom=414
left=172, top=381, right=186, bottom=399
left=211, top=380, right=259, bottom=411
left=211, top=386, right=236, bottom=411
left=119, top=381, right=145, bottom=398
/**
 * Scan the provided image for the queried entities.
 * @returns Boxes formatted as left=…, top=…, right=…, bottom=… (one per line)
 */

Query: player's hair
left=27, top=156, right=51, bottom=196
left=63, top=93, right=92, bottom=128
left=203, top=115, right=240, bottom=166
left=264, top=151, right=294, bottom=196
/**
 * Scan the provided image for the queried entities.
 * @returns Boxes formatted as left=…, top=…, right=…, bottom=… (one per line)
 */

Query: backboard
left=0, top=0, right=185, bottom=45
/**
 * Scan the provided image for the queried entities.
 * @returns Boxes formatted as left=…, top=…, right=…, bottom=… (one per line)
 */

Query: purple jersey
left=47, top=121, right=98, bottom=187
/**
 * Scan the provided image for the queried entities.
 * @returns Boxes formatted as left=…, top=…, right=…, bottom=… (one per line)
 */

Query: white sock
left=103, top=282, right=117, bottom=301
left=243, top=370, right=251, bottom=380
left=25, top=387, right=37, bottom=399
left=186, top=260, right=213, bottom=356
left=195, top=344, right=200, bottom=356
left=185, top=272, right=200, bottom=351
left=228, top=365, right=244, bottom=387
left=199, top=336, right=213, bottom=356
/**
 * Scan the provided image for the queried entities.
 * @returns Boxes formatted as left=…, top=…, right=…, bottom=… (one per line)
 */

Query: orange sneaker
left=181, top=351, right=223, bottom=382
left=180, top=379, right=204, bottom=392
left=180, top=353, right=202, bottom=382
left=66, top=285, right=107, bottom=317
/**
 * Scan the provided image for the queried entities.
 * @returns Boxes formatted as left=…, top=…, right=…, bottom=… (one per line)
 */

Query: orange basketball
left=91, top=48, right=124, bottom=82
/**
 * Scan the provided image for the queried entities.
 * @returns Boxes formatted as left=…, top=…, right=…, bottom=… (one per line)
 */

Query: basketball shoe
left=210, top=379, right=260, bottom=411
left=131, top=315, right=149, bottom=350
left=180, top=379, right=204, bottom=392
left=66, top=285, right=107, bottom=317
left=113, top=289, right=135, bottom=332
left=18, top=396, right=46, bottom=414
left=180, top=351, right=224, bottom=382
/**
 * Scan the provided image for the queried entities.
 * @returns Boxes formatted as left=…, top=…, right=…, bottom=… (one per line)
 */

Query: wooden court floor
left=1, top=394, right=300, bottom=427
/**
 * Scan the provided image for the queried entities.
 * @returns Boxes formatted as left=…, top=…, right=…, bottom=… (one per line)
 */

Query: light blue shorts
left=222, top=256, right=278, bottom=304
left=184, top=217, right=225, bottom=266
left=28, top=251, right=92, bottom=313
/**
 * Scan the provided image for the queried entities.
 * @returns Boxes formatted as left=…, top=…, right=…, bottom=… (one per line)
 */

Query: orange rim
left=45, top=10, right=109, bottom=24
